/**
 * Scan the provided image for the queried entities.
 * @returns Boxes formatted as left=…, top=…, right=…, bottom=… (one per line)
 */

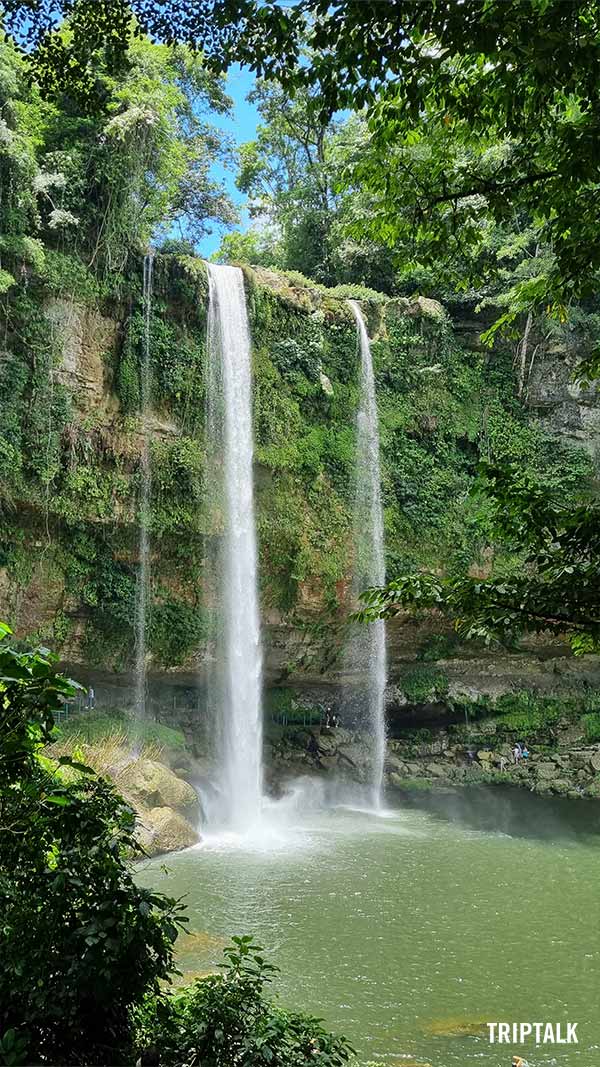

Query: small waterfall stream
left=348, top=300, right=387, bottom=807
left=134, top=253, right=154, bottom=719
left=206, top=263, right=263, bottom=831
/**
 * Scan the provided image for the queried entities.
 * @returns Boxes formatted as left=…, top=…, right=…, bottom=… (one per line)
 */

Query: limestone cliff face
left=1, top=259, right=599, bottom=703
left=526, top=336, right=600, bottom=456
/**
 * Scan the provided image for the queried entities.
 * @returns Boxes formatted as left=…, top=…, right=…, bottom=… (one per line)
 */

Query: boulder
left=136, top=807, right=200, bottom=857
left=406, top=762, right=422, bottom=776
left=463, top=762, right=483, bottom=778
left=338, top=743, right=366, bottom=768
left=317, top=733, right=338, bottom=757
left=118, top=758, right=200, bottom=820
left=426, top=763, right=449, bottom=778
left=535, top=762, right=560, bottom=780
left=319, top=755, right=338, bottom=771
left=550, top=779, right=571, bottom=795
left=388, top=771, right=406, bottom=789
left=385, top=753, right=408, bottom=773
left=589, top=750, right=600, bottom=773
left=570, top=752, right=592, bottom=770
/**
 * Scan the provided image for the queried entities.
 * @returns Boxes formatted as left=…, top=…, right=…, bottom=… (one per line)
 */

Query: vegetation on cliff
left=2, top=6, right=600, bottom=671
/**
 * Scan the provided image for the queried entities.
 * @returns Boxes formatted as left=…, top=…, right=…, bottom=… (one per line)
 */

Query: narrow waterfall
left=348, top=300, right=387, bottom=808
left=206, top=263, right=263, bottom=830
left=134, top=253, right=154, bottom=719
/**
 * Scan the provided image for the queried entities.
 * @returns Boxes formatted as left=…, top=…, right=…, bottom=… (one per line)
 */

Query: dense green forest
left=1, top=24, right=599, bottom=666
left=2, top=2, right=600, bottom=1065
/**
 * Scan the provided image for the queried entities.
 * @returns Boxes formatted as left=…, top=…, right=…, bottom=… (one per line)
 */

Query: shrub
left=0, top=624, right=185, bottom=1065
left=401, top=664, right=449, bottom=703
left=135, top=936, right=354, bottom=1067
left=582, top=712, right=600, bottom=743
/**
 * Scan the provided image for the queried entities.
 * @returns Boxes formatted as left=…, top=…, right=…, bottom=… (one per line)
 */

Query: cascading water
left=134, top=253, right=154, bottom=719
left=206, top=263, right=263, bottom=831
left=348, top=300, right=387, bottom=808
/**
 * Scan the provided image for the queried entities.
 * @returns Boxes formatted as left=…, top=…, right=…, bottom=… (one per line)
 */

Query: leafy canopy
left=6, top=1, right=599, bottom=317
left=357, top=465, right=600, bottom=657
left=0, top=623, right=186, bottom=1065
left=0, top=625, right=354, bottom=1065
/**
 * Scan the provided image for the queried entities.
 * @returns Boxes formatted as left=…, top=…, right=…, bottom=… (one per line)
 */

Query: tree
left=0, top=31, right=236, bottom=282
left=0, top=622, right=185, bottom=1065
left=5, top=0, right=599, bottom=317
left=233, top=79, right=336, bottom=283
left=357, top=465, right=600, bottom=657
left=0, top=625, right=355, bottom=1065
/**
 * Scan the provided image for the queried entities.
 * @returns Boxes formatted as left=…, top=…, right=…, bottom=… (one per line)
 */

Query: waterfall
left=134, top=253, right=153, bottom=719
left=206, top=263, right=263, bottom=831
left=348, top=300, right=387, bottom=808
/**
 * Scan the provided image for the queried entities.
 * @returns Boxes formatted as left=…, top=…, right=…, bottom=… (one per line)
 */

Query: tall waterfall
left=206, top=263, right=263, bottom=830
left=134, top=253, right=153, bottom=719
left=348, top=300, right=387, bottom=808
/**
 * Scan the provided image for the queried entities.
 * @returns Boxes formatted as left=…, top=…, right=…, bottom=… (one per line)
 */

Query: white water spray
left=348, top=301, right=387, bottom=808
left=134, top=253, right=153, bottom=719
left=206, top=263, right=263, bottom=831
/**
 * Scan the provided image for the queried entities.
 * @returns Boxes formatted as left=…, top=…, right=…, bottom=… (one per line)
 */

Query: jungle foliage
left=358, top=464, right=600, bottom=656
left=5, top=1, right=600, bottom=324
left=0, top=623, right=184, bottom=1064
left=0, top=627, right=354, bottom=1065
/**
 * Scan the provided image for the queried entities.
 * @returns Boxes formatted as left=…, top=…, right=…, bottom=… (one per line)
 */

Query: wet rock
left=319, top=755, right=338, bottom=771
left=137, top=807, right=200, bottom=856
left=425, top=1016, right=489, bottom=1038
left=533, top=780, right=553, bottom=795
left=385, top=753, right=408, bottom=773
left=118, top=758, right=200, bottom=820
left=406, top=762, right=422, bottom=775
left=426, top=763, right=449, bottom=778
left=388, top=771, right=406, bottom=789
left=536, top=762, right=560, bottom=780
left=176, top=929, right=227, bottom=959
left=589, top=750, right=600, bottom=773
left=317, top=733, right=338, bottom=757
left=550, top=779, right=572, bottom=795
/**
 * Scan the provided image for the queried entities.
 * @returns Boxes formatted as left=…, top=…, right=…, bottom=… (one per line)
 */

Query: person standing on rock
left=513, top=743, right=522, bottom=764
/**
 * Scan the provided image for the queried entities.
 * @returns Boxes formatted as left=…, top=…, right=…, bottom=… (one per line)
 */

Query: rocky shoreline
left=267, top=725, right=600, bottom=800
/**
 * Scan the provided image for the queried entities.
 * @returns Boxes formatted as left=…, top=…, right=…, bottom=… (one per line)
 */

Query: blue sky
left=198, top=64, right=260, bottom=257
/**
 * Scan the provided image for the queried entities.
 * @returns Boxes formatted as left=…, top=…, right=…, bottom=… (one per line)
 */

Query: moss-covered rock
left=118, top=758, right=200, bottom=820
left=136, top=806, right=200, bottom=857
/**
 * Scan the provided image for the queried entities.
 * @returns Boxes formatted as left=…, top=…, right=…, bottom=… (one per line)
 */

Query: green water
left=137, top=788, right=600, bottom=1065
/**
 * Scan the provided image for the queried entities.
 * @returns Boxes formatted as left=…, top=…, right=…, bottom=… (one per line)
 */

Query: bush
left=135, top=936, right=354, bottom=1067
left=582, top=711, right=600, bottom=743
left=1, top=627, right=353, bottom=1067
left=401, top=664, right=449, bottom=703
left=0, top=624, right=184, bottom=1065
left=493, top=691, right=564, bottom=737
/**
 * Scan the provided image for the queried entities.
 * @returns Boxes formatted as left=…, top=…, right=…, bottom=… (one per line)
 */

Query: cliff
left=1, top=253, right=600, bottom=711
